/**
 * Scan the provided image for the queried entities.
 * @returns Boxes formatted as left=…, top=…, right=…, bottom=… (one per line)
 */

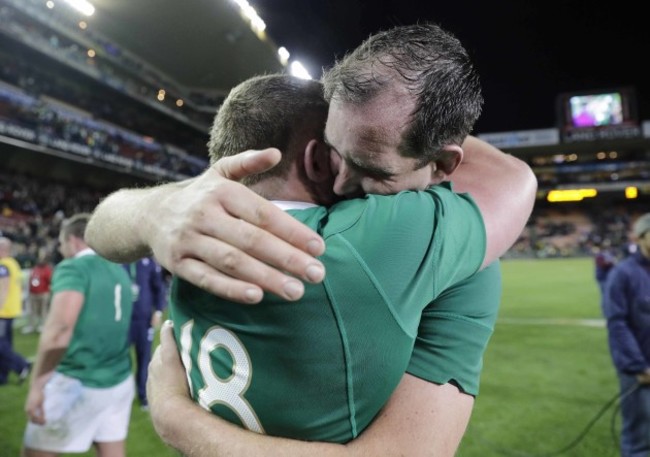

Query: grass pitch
left=458, top=258, right=619, bottom=457
left=0, top=257, right=619, bottom=456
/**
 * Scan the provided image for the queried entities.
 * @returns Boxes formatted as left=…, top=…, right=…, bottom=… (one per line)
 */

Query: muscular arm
left=452, top=136, right=537, bottom=267
left=25, top=290, right=84, bottom=424
left=148, top=322, right=472, bottom=457
left=86, top=149, right=326, bottom=304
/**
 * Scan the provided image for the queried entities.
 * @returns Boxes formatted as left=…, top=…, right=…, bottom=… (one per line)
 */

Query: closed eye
left=347, top=159, right=394, bottom=180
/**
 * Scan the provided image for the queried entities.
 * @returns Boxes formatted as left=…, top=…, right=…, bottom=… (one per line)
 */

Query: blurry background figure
left=22, top=213, right=135, bottom=457
left=22, top=250, right=53, bottom=334
left=594, top=239, right=617, bottom=297
left=602, top=213, right=650, bottom=457
left=0, top=237, right=31, bottom=385
left=123, top=257, right=167, bottom=411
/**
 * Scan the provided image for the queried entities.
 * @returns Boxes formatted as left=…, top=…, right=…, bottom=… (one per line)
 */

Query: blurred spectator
left=123, top=257, right=167, bottom=411
left=594, top=239, right=617, bottom=297
left=22, top=213, right=135, bottom=455
left=0, top=237, right=30, bottom=385
left=602, top=213, right=650, bottom=457
left=23, top=250, right=53, bottom=334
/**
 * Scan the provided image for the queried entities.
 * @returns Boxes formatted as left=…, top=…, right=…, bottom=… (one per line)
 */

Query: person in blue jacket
left=124, top=257, right=167, bottom=410
left=603, top=213, right=650, bottom=457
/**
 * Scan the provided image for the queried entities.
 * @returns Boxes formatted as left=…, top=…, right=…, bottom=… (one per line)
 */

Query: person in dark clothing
left=123, top=257, right=167, bottom=410
left=594, top=240, right=617, bottom=297
left=603, top=213, right=650, bottom=457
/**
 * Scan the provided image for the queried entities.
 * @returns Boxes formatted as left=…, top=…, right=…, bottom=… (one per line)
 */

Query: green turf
left=457, top=258, right=620, bottom=457
left=0, top=257, right=622, bottom=456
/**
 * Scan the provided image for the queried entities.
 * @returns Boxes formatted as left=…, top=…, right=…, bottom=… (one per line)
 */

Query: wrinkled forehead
left=328, top=85, right=413, bottom=125
left=325, top=89, right=414, bottom=153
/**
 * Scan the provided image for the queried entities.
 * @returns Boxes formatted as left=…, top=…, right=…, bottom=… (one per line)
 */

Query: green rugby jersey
left=407, top=260, right=501, bottom=395
left=52, top=250, right=134, bottom=388
left=171, top=183, right=487, bottom=442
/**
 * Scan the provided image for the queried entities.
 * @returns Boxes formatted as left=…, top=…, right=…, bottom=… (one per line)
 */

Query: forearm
left=150, top=322, right=348, bottom=457
left=155, top=396, right=348, bottom=457
left=30, top=326, right=72, bottom=388
left=455, top=136, right=537, bottom=266
left=150, top=324, right=469, bottom=457
left=86, top=180, right=188, bottom=262
left=86, top=151, right=327, bottom=303
left=454, top=135, right=533, bottom=198
left=154, top=378, right=467, bottom=457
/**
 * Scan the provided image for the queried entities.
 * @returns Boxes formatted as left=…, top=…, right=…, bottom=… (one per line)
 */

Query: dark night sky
left=253, top=0, right=649, bottom=135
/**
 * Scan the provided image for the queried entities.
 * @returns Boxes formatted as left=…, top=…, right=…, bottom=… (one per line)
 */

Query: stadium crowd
left=0, top=170, right=103, bottom=268
left=0, top=0, right=212, bottom=181
left=0, top=0, right=644, bottom=276
left=0, top=166, right=641, bottom=272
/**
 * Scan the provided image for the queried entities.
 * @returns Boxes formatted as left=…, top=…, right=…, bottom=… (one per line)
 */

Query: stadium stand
left=0, top=0, right=648, bottom=267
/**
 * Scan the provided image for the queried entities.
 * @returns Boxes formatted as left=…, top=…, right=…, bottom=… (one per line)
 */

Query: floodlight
left=278, top=47, right=290, bottom=65
left=63, top=0, right=95, bottom=16
left=290, top=61, right=311, bottom=80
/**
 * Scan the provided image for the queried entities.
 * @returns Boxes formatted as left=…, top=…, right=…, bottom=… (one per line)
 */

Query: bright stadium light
left=547, top=188, right=597, bottom=203
left=231, top=0, right=266, bottom=33
left=625, top=186, right=639, bottom=199
left=63, top=0, right=95, bottom=16
left=290, top=61, right=312, bottom=80
left=250, top=16, right=266, bottom=33
left=278, top=47, right=290, bottom=65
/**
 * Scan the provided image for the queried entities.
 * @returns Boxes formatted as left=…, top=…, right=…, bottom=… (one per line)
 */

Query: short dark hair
left=208, top=74, right=329, bottom=186
left=322, top=22, right=483, bottom=167
left=61, top=213, right=91, bottom=241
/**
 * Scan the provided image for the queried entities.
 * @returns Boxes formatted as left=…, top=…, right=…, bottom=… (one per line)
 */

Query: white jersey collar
left=272, top=201, right=318, bottom=211
left=74, top=248, right=96, bottom=258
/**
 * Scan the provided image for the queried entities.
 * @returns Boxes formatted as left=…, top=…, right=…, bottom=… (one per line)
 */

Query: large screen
left=568, top=92, right=623, bottom=128
left=557, top=87, right=640, bottom=142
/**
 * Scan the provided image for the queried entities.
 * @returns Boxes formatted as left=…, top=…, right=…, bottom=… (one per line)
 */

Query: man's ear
left=431, top=144, right=463, bottom=182
left=304, top=139, right=333, bottom=183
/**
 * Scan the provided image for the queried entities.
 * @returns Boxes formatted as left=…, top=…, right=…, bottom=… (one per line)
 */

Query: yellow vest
left=0, top=256, right=23, bottom=318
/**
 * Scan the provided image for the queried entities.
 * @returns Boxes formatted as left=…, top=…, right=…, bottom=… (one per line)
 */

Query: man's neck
left=249, top=176, right=319, bottom=205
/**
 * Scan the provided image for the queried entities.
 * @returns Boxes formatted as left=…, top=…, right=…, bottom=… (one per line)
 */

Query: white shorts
left=23, top=372, right=135, bottom=453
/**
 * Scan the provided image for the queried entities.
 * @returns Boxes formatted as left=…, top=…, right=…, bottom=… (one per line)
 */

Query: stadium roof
left=68, top=0, right=650, bottom=133
left=90, top=0, right=285, bottom=96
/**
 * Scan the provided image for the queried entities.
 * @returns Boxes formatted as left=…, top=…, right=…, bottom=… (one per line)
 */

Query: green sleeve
left=51, top=259, right=87, bottom=294
left=407, top=261, right=502, bottom=395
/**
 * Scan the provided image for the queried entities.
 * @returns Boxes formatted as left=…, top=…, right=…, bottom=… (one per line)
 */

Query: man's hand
left=25, top=383, right=46, bottom=425
left=87, top=148, right=326, bottom=304
left=151, top=149, right=326, bottom=303
left=147, top=321, right=193, bottom=441
left=636, top=369, right=650, bottom=385
left=151, top=310, right=163, bottom=330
